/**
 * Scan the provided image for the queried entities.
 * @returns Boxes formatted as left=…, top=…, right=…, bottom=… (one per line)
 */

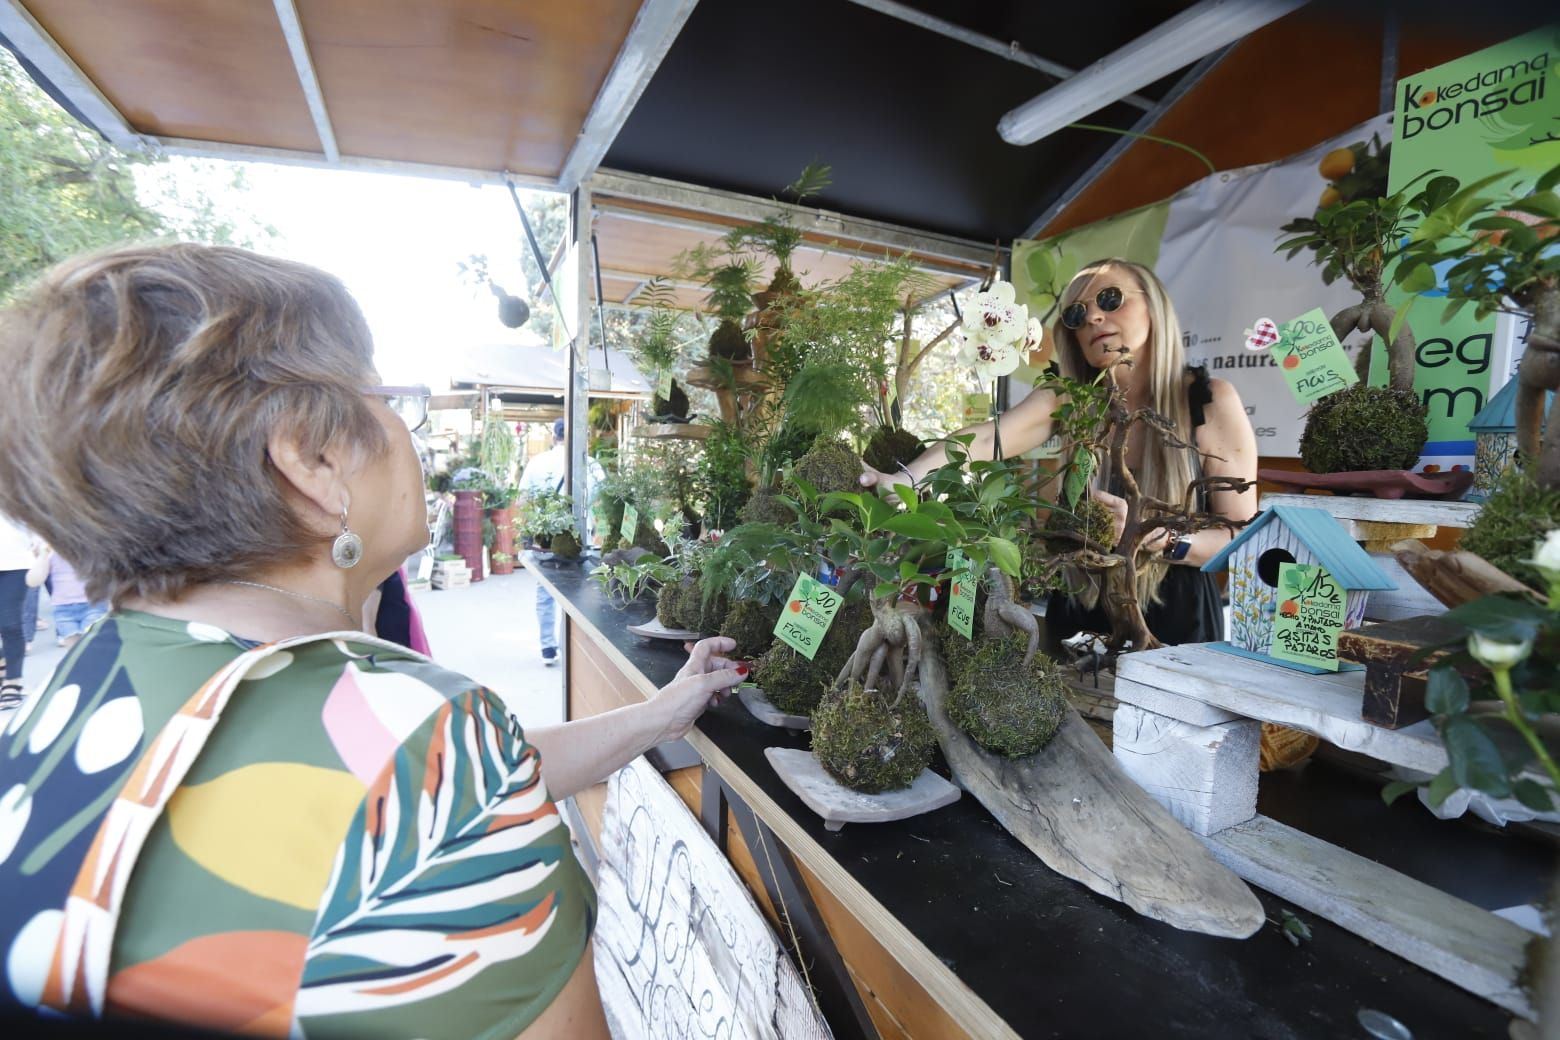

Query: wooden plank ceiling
left=22, top=0, right=641, bottom=178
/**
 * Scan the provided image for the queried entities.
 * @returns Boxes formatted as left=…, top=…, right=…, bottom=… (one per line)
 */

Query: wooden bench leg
left=1112, top=703, right=1261, bottom=836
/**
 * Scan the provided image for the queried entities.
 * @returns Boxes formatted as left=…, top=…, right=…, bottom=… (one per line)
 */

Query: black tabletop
left=538, top=562, right=1529, bottom=1039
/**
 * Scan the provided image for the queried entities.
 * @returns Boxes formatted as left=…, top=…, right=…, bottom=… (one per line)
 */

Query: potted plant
left=450, top=465, right=493, bottom=581
left=1277, top=138, right=1433, bottom=477
left=490, top=550, right=515, bottom=576
left=516, top=490, right=582, bottom=560
left=484, top=483, right=519, bottom=559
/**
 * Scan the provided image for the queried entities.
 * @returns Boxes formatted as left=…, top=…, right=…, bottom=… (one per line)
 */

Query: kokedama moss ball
left=670, top=575, right=726, bottom=634
left=655, top=578, right=688, bottom=627
left=708, top=319, right=751, bottom=362
left=754, top=598, right=870, bottom=715
left=947, top=634, right=1068, bottom=757
left=720, top=600, right=781, bottom=660
left=651, top=381, right=690, bottom=420
left=1044, top=497, right=1119, bottom=552
left=1299, top=386, right=1428, bottom=473
left=766, top=266, right=801, bottom=298
left=550, top=530, right=580, bottom=559
left=863, top=425, right=924, bottom=474
left=1461, top=467, right=1560, bottom=592
left=811, top=680, right=937, bottom=794
left=624, top=519, right=668, bottom=558
left=740, top=488, right=794, bottom=526
left=792, top=439, right=865, bottom=500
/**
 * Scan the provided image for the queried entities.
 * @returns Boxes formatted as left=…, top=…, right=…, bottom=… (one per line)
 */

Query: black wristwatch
left=1164, top=535, right=1194, bottom=562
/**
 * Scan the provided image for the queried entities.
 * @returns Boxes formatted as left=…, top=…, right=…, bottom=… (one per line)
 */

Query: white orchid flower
left=1468, top=631, right=1533, bottom=671
left=957, top=328, right=1023, bottom=379
left=963, top=280, right=1028, bottom=346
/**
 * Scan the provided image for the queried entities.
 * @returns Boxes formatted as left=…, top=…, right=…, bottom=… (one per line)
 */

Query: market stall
left=534, top=561, right=1532, bottom=1039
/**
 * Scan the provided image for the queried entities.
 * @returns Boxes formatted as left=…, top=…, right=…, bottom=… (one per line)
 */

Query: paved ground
left=9, top=569, right=565, bottom=729
left=411, top=562, right=566, bottom=728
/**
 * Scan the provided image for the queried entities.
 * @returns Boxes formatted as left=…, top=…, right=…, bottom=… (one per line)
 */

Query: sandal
left=0, top=682, right=24, bottom=711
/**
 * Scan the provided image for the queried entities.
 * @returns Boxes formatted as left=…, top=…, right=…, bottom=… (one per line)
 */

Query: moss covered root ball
left=862, top=425, right=924, bottom=474
left=947, top=635, right=1068, bottom=757
left=739, top=488, right=795, bottom=526
left=1044, top=497, right=1119, bottom=552
left=1299, top=385, right=1428, bottom=474
left=792, top=439, right=866, bottom=501
left=655, top=578, right=687, bottom=628
left=1461, top=467, right=1560, bottom=592
left=708, top=319, right=751, bottom=362
left=549, top=530, right=580, bottom=559
left=812, top=681, right=937, bottom=793
left=754, top=599, right=870, bottom=715
left=651, top=381, right=691, bottom=420
left=720, top=600, right=781, bottom=660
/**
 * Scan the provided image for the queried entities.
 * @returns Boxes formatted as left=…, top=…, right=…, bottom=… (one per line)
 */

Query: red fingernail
left=736, top=664, right=749, bottom=675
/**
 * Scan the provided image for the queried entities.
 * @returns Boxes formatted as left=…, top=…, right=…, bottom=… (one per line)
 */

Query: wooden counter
left=530, top=559, right=1525, bottom=1039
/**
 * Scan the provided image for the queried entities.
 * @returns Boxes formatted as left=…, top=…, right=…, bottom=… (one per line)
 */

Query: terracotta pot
left=488, top=506, right=516, bottom=556
left=490, top=557, right=515, bottom=576
left=453, top=491, right=485, bottom=581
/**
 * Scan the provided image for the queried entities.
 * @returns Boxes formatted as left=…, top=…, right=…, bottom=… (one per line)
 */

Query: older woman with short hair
left=0, top=243, right=742, bottom=1039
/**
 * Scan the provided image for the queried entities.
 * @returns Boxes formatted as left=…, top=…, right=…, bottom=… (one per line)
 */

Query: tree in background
left=0, top=50, right=272, bottom=301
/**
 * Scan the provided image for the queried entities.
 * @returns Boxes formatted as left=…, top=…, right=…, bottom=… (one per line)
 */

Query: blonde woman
left=0, top=244, right=744, bottom=1038
left=862, top=258, right=1258, bottom=647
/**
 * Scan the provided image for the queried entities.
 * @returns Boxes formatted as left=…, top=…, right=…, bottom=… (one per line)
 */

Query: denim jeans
left=537, top=584, right=558, bottom=654
left=0, top=570, right=26, bottom=680
left=54, top=601, right=108, bottom=640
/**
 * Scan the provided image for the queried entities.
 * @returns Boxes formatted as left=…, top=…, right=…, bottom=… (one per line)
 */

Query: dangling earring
left=332, top=506, right=364, bottom=569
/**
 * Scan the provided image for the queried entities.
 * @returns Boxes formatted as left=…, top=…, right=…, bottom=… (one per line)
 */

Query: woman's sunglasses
left=1060, top=286, right=1141, bottom=330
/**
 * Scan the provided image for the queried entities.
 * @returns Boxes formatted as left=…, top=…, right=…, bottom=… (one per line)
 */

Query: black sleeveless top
left=1044, top=367, right=1224, bottom=649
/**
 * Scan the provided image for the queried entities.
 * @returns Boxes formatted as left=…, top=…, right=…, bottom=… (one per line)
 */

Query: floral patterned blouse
left=0, top=610, right=595, bottom=1038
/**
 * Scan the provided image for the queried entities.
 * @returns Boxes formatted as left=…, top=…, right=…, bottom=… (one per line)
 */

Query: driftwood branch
left=1390, top=540, right=1545, bottom=609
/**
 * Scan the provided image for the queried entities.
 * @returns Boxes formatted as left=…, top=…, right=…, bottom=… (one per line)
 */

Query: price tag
left=773, top=573, right=844, bottom=660
left=657, top=369, right=674, bottom=399
left=947, top=568, right=977, bottom=641
left=590, top=504, right=607, bottom=545
left=1270, top=563, right=1345, bottom=671
left=620, top=503, right=639, bottom=544
left=1272, top=308, right=1358, bottom=405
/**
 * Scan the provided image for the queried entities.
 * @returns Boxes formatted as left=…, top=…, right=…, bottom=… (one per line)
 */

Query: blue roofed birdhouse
left=1203, top=506, right=1396, bottom=660
left=1468, top=378, right=1553, bottom=501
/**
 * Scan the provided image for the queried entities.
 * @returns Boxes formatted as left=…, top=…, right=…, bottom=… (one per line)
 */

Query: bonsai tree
left=1277, top=141, right=1438, bottom=474
left=1390, top=163, right=1560, bottom=489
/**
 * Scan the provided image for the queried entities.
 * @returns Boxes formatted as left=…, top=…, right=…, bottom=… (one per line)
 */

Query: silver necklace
left=221, top=579, right=357, bottom=628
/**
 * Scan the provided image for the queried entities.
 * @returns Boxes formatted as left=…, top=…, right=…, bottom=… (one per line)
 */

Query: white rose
left=1468, top=631, right=1533, bottom=671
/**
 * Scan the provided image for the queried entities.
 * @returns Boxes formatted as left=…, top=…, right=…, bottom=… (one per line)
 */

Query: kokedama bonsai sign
left=1271, top=309, right=1358, bottom=404
left=1270, top=563, right=1346, bottom=670
left=773, top=573, right=843, bottom=660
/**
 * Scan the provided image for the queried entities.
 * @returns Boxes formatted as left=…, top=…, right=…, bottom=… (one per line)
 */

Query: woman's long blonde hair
left=1052, top=258, right=1194, bottom=606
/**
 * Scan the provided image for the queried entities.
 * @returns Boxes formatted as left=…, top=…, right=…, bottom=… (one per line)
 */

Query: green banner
left=1387, top=26, right=1560, bottom=453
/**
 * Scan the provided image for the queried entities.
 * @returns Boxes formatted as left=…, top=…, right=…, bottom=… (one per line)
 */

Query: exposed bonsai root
left=981, top=567, right=1039, bottom=666
left=835, top=597, right=922, bottom=704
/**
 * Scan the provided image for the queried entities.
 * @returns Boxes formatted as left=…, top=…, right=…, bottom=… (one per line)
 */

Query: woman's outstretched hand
left=654, top=636, right=746, bottom=743
left=1091, top=489, right=1172, bottom=555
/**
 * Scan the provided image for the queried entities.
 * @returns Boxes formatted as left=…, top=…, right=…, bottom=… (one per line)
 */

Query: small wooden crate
left=1337, top=614, right=1466, bottom=729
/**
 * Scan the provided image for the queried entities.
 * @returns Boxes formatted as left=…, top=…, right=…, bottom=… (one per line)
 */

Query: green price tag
left=657, top=369, right=673, bottom=399
left=773, top=573, right=845, bottom=660
left=620, top=503, right=639, bottom=544
left=1272, top=308, right=1358, bottom=405
left=946, top=547, right=966, bottom=572
left=947, top=567, right=977, bottom=641
left=590, top=504, right=607, bottom=542
left=1270, top=563, right=1346, bottom=671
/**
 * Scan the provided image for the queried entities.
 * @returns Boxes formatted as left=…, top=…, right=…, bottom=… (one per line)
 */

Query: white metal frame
left=270, top=0, right=339, bottom=162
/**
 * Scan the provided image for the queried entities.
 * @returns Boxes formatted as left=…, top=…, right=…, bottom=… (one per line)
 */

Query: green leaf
left=1443, top=716, right=1512, bottom=798
left=864, top=494, right=899, bottom=533
left=899, top=559, right=919, bottom=582
left=988, top=537, right=1022, bottom=577
left=1537, top=164, right=1560, bottom=194
left=1511, top=779, right=1556, bottom=813
left=1440, top=595, right=1550, bottom=643
left=1426, top=768, right=1460, bottom=807
left=1397, top=261, right=1437, bottom=294
left=1381, top=779, right=1419, bottom=806
left=1063, top=446, right=1094, bottom=510
left=1425, top=667, right=1470, bottom=715
left=893, top=483, right=920, bottom=510
left=872, top=580, right=899, bottom=599
left=881, top=513, right=947, bottom=541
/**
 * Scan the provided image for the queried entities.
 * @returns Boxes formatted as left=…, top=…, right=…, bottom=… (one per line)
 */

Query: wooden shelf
left=684, top=363, right=767, bottom=391
left=633, top=422, right=710, bottom=441
left=1258, top=492, right=1480, bottom=530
